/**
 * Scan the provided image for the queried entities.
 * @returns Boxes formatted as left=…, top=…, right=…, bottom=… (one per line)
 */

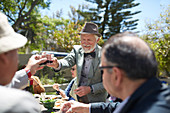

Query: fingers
left=60, top=102, right=72, bottom=113
left=41, top=53, right=54, bottom=60
left=37, top=58, right=48, bottom=65
left=46, top=57, right=59, bottom=68
left=36, top=66, right=44, bottom=70
left=74, top=87, right=80, bottom=92
left=61, top=101, right=90, bottom=113
left=53, top=84, right=59, bottom=90
left=30, top=54, right=47, bottom=64
left=38, top=53, right=59, bottom=68
left=74, top=87, right=83, bottom=97
left=75, top=91, right=84, bottom=97
left=67, top=108, right=72, bottom=113
left=74, top=86, right=91, bottom=97
left=32, top=53, right=57, bottom=66
left=25, top=53, right=55, bottom=76
left=34, top=54, right=43, bottom=60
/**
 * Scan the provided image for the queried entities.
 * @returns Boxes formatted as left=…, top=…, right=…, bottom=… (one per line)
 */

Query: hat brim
left=78, top=32, right=101, bottom=37
left=0, top=32, right=27, bottom=54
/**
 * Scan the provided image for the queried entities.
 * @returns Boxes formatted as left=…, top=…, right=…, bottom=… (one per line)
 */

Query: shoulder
left=140, top=85, right=170, bottom=112
left=73, top=45, right=81, bottom=48
left=159, top=84, right=170, bottom=102
left=69, top=45, right=84, bottom=56
left=128, top=80, right=170, bottom=112
left=96, top=45, right=102, bottom=51
left=0, top=86, right=40, bottom=112
left=97, top=44, right=102, bottom=49
left=0, top=85, right=32, bottom=97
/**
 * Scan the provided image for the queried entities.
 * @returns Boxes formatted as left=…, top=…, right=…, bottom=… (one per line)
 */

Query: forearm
left=91, top=102, right=118, bottom=113
left=57, top=48, right=76, bottom=70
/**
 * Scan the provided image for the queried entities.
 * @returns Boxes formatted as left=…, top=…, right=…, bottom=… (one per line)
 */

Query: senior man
left=47, top=22, right=107, bottom=103
left=0, top=12, right=47, bottom=112
left=60, top=32, right=170, bottom=113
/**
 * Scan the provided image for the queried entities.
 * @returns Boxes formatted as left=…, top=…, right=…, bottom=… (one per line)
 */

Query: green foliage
left=40, top=72, right=69, bottom=85
left=52, top=71, right=69, bottom=84
left=141, top=5, right=170, bottom=77
left=0, top=0, right=51, bottom=28
left=53, top=21, right=83, bottom=52
left=40, top=99, right=56, bottom=103
left=38, top=66, right=69, bottom=85
left=68, top=5, right=89, bottom=24
left=40, top=74, right=54, bottom=85
left=0, top=0, right=51, bottom=53
left=38, top=66, right=54, bottom=85
left=30, top=16, right=67, bottom=52
left=98, top=37, right=105, bottom=47
left=77, top=0, right=141, bottom=39
left=1, top=1, right=105, bottom=53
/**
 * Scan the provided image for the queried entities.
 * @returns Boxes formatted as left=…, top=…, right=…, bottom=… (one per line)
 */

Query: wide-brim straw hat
left=0, top=12, right=27, bottom=54
left=78, top=22, right=101, bottom=37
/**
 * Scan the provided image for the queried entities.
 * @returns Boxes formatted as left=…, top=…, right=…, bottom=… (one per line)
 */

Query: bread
left=31, top=76, right=45, bottom=94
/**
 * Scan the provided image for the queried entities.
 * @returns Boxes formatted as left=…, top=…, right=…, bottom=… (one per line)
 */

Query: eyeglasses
left=99, top=65, right=120, bottom=75
left=71, top=68, right=75, bottom=71
left=99, top=66, right=116, bottom=70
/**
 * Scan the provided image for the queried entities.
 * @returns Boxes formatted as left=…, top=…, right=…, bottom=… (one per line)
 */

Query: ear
left=113, top=67, right=123, bottom=87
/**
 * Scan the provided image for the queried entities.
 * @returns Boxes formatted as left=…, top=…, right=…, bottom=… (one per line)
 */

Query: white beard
left=82, top=44, right=96, bottom=53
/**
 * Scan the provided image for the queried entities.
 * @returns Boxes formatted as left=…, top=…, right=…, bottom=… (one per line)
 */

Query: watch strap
left=25, top=69, right=32, bottom=78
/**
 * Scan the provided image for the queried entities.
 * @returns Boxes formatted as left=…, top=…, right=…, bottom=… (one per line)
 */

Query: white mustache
left=83, top=44, right=91, bottom=47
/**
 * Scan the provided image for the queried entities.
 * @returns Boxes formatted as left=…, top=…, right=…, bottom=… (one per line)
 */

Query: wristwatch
left=56, top=90, right=60, bottom=95
left=25, top=69, right=32, bottom=78
left=90, top=85, right=94, bottom=93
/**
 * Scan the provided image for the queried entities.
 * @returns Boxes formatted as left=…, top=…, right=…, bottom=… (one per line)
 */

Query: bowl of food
left=41, top=99, right=56, bottom=111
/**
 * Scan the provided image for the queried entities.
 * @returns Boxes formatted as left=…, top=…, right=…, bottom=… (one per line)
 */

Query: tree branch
left=18, top=0, right=28, bottom=17
left=12, top=0, right=39, bottom=31
left=2, top=9, right=15, bottom=22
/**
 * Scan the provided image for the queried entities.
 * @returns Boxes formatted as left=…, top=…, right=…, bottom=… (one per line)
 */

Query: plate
left=53, top=106, right=61, bottom=110
left=45, top=95, right=62, bottom=99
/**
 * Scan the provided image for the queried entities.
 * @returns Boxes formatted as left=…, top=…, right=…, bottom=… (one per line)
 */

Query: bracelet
left=24, top=69, right=32, bottom=78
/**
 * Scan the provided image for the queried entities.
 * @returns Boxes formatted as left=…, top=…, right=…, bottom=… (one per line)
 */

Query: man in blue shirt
left=53, top=65, right=77, bottom=100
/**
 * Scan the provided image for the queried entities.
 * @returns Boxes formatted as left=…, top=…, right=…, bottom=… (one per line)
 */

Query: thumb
left=74, top=87, right=80, bottom=92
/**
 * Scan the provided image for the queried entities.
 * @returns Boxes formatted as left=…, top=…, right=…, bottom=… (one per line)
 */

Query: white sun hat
left=0, top=12, right=27, bottom=54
